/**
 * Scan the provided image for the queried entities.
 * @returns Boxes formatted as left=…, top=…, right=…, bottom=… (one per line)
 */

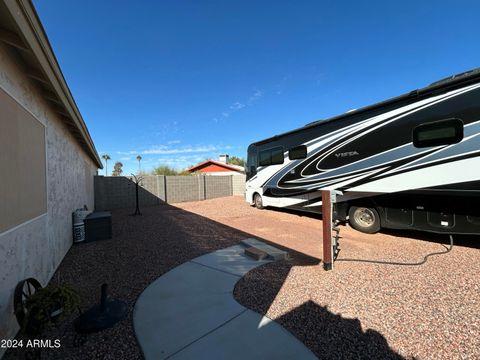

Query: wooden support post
left=322, top=190, right=333, bottom=270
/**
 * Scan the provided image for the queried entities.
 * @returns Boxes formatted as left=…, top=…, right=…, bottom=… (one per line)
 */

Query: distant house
left=0, top=1, right=101, bottom=351
left=188, top=155, right=245, bottom=176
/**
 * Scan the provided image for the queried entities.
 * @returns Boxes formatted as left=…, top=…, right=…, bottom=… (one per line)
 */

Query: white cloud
left=118, top=144, right=168, bottom=155
left=168, top=140, right=181, bottom=144
left=212, top=89, right=264, bottom=123
left=117, top=150, right=140, bottom=155
left=230, top=102, right=245, bottom=111
left=143, top=144, right=219, bottom=155
left=274, top=75, right=291, bottom=95
left=115, top=144, right=233, bottom=172
left=247, top=90, right=263, bottom=104
left=154, top=154, right=211, bottom=170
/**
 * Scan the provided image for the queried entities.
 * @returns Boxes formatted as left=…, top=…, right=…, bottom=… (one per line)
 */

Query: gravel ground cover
left=6, top=196, right=479, bottom=359
left=5, top=202, right=251, bottom=360
left=175, top=197, right=480, bottom=360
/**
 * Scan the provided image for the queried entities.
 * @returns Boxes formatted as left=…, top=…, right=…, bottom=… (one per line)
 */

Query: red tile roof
left=188, top=160, right=244, bottom=173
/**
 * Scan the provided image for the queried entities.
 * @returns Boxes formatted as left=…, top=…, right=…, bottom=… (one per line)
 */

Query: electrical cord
left=337, top=235, right=453, bottom=266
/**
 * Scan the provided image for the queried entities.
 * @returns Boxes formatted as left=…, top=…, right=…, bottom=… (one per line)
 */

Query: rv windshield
left=246, top=147, right=257, bottom=180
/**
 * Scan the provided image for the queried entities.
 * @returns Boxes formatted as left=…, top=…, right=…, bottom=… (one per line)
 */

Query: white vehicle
left=246, top=69, right=480, bottom=234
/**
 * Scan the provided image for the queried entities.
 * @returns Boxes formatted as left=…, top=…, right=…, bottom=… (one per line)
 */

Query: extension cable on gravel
left=337, top=235, right=454, bottom=266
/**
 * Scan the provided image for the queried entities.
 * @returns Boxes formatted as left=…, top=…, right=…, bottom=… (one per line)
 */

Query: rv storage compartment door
left=385, top=208, right=414, bottom=227
left=427, top=212, right=454, bottom=229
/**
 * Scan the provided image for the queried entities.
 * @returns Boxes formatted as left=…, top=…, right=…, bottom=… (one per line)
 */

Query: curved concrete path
left=134, top=243, right=317, bottom=360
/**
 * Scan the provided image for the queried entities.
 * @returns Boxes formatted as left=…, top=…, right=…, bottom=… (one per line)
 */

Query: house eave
left=0, top=0, right=103, bottom=168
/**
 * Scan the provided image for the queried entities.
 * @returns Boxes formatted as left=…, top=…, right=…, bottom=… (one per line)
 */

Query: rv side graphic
left=245, top=69, right=480, bottom=234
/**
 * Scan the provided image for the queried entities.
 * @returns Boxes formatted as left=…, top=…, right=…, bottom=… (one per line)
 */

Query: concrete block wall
left=232, top=175, right=246, bottom=196
left=94, top=174, right=246, bottom=210
left=94, top=175, right=165, bottom=210
left=94, top=176, right=135, bottom=210
left=205, top=176, right=232, bottom=199
left=138, top=175, right=165, bottom=205
left=165, top=176, right=203, bottom=203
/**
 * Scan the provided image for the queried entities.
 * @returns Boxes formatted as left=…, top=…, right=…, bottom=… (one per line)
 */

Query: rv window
left=259, top=150, right=271, bottom=166
left=271, top=147, right=284, bottom=165
left=258, top=147, right=284, bottom=166
left=246, top=157, right=257, bottom=178
left=413, top=118, right=463, bottom=148
left=289, top=145, right=307, bottom=160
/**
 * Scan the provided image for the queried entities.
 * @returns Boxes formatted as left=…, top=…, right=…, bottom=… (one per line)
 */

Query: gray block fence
left=94, top=174, right=246, bottom=211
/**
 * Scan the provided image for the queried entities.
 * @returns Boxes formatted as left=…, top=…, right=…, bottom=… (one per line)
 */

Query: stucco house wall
left=0, top=36, right=97, bottom=356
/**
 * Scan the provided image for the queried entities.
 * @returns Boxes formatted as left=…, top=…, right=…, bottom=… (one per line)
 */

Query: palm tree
left=136, top=155, right=142, bottom=173
left=102, top=154, right=111, bottom=176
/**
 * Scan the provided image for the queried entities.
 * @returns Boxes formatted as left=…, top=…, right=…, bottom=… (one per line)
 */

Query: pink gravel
left=5, top=202, right=249, bottom=360
left=5, top=196, right=479, bottom=359
left=177, top=197, right=480, bottom=360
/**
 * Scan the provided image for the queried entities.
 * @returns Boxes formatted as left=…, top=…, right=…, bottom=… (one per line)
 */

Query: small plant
left=21, top=285, right=80, bottom=335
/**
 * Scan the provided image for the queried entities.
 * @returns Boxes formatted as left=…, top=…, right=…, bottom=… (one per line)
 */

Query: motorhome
left=245, top=69, right=480, bottom=234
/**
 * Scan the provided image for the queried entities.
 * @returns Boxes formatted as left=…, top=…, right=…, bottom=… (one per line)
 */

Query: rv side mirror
left=289, top=145, right=307, bottom=160
left=413, top=118, right=463, bottom=148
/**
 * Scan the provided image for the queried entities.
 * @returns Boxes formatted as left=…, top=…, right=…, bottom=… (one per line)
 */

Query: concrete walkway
left=133, top=243, right=317, bottom=360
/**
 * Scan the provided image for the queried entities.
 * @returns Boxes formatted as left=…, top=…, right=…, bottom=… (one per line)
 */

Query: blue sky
left=34, top=0, right=480, bottom=175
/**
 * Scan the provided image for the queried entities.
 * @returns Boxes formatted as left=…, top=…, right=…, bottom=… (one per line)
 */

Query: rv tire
left=348, top=206, right=381, bottom=234
left=254, top=193, right=264, bottom=209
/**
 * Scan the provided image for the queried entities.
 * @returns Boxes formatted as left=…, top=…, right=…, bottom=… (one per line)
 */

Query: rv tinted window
left=259, top=150, right=271, bottom=166
left=271, top=147, right=284, bottom=165
left=246, top=151, right=257, bottom=179
left=413, top=118, right=463, bottom=148
left=289, top=145, right=307, bottom=160
left=258, top=147, right=284, bottom=166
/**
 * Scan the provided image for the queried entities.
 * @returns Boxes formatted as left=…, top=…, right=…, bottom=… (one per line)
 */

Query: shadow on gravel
left=380, top=228, right=480, bottom=249
left=234, top=256, right=406, bottom=360
left=4, top=196, right=408, bottom=360
left=4, top=201, right=264, bottom=360
left=263, top=206, right=480, bottom=250
left=267, top=206, right=323, bottom=220
left=4, top=198, right=324, bottom=360
left=276, top=301, right=407, bottom=360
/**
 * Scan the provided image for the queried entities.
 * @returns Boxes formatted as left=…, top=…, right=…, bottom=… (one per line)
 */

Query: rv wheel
left=254, top=193, right=264, bottom=209
left=348, top=206, right=381, bottom=234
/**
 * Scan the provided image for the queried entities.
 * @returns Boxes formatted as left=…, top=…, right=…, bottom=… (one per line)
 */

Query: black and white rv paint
left=246, top=69, right=480, bottom=234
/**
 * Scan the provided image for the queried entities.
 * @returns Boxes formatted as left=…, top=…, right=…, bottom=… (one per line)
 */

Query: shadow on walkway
left=5, top=197, right=406, bottom=360
left=234, top=255, right=407, bottom=360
